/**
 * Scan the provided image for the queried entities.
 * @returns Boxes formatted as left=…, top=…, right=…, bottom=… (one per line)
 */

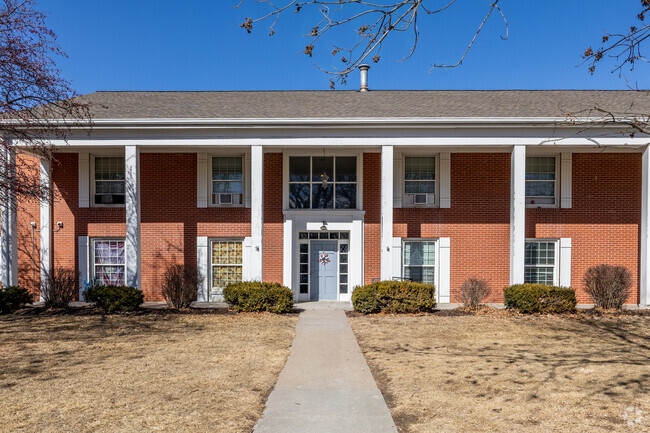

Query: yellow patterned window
left=211, top=240, right=243, bottom=293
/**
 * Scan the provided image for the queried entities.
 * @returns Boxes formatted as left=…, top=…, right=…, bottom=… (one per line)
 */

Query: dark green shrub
left=0, top=286, right=33, bottom=314
left=504, top=284, right=576, bottom=313
left=222, top=282, right=294, bottom=313
left=583, top=264, right=632, bottom=309
left=161, top=264, right=202, bottom=308
left=85, top=285, right=143, bottom=313
left=351, top=281, right=436, bottom=314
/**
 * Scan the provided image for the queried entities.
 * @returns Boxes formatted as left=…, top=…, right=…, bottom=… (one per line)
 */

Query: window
left=404, top=157, right=436, bottom=206
left=212, top=157, right=243, bottom=205
left=289, top=156, right=357, bottom=209
left=524, top=240, right=557, bottom=285
left=526, top=156, right=557, bottom=206
left=93, top=156, right=125, bottom=205
left=211, top=240, right=243, bottom=293
left=403, top=240, right=436, bottom=284
left=92, top=239, right=125, bottom=285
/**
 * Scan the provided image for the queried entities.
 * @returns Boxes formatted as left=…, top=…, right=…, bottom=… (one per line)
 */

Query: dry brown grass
left=0, top=312, right=297, bottom=433
left=349, top=314, right=650, bottom=433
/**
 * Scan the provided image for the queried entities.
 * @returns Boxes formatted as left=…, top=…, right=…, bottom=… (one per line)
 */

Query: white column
left=510, top=145, right=526, bottom=285
left=39, top=157, right=51, bottom=300
left=125, top=145, right=141, bottom=289
left=641, top=146, right=650, bottom=306
left=381, top=145, right=394, bottom=281
left=250, top=145, right=264, bottom=281
left=0, top=147, right=17, bottom=287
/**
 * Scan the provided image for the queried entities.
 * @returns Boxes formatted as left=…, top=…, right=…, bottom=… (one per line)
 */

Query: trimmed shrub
left=351, top=281, right=436, bottom=314
left=583, top=264, right=632, bottom=309
left=504, top=284, right=576, bottom=314
left=86, top=285, right=143, bottom=313
left=222, top=282, right=294, bottom=313
left=161, top=264, right=202, bottom=309
left=0, top=286, right=33, bottom=314
left=42, top=267, right=78, bottom=308
left=460, top=277, right=491, bottom=307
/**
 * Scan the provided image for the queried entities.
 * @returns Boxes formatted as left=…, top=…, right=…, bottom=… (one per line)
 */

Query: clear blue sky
left=40, top=0, right=649, bottom=93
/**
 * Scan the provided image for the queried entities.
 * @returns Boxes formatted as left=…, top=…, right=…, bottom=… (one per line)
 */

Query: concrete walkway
left=254, top=306, right=398, bottom=433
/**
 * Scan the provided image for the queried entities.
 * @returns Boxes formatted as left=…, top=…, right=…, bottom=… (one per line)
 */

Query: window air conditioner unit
left=404, top=193, right=435, bottom=206
left=218, top=193, right=232, bottom=204
left=414, top=194, right=428, bottom=205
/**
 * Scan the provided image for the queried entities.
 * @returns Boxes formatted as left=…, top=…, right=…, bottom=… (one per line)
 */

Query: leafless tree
left=1, top=0, right=90, bottom=207
left=235, top=0, right=508, bottom=88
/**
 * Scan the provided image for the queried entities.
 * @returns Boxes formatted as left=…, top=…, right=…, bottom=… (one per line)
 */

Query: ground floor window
left=524, top=240, right=557, bottom=285
left=403, top=240, right=436, bottom=284
left=211, top=240, right=243, bottom=293
left=92, top=239, right=125, bottom=285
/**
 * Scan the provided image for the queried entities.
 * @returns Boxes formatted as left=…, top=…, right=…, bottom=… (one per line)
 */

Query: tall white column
left=39, top=157, right=51, bottom=300
left=250, top=145, right=264, bottom=281
left=381, top=145, right=394, bottom=281
left=510, top=145, right=526, bottom=285
left=125, top=145, right=141, bottom=289
left=640, top=146, right=650, bottom=307
left=0, top=147, right=17, bottom=286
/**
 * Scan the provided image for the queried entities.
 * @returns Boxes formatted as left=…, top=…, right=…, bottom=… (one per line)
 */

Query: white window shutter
left=245, top=154, right=252, bottom=208
left=78, top=236, right=89, bottom=301
left=78, top=152, right=89, bottom=208
left=438, top=237, right=451, bottom=303
left=242, top=237, right=253, bottom=280
left=439, top=153, right=451, bottom=208
left=197, top=153, right=208, bottom=208
left=393, top=153, right=402, bottom=208
left=559, top=238, right=572, bottom=287
left=560, top=153, right=572, bottom=208
left=197, top=237, right=209, bottom=302
left=391, top=237, right=402, bottom=280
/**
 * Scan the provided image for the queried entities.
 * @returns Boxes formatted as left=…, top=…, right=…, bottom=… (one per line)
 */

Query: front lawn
left=0, top=311, right=297, bottom=432
left=349, top=312, right=649, bottom=433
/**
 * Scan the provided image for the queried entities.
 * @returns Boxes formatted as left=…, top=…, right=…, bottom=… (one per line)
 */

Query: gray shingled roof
left=76, top=90, right=650, bottom=119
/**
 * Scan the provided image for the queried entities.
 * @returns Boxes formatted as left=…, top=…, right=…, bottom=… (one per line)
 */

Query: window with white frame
left=211, top=156, right=243, bottom=206
left=524, top=240, right=557, bottom=285
left=403, top=239, right=436, bottom=284
left=288, top=156, right=357, bottom=209
left=210, top=239, right=243, bottom=293
left=93, top=156, right=125, bottom=206
left=526, top=156, right=557, bottom=206
left=404, top=156, right=436, bottom=206
left=91, top=239, right=126, bottom=285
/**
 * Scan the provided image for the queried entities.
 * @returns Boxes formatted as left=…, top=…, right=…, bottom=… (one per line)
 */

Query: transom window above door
left=289, top=156, right=357, bottom=209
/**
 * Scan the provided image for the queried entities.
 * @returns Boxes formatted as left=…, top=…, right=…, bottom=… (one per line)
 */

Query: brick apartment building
left=2, top=89, right=649, bottom=306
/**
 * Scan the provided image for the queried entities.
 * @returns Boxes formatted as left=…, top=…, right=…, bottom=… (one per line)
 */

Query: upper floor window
left=93, top=156, right=125, bottom=206
left=404, top=156, right=436, bottom=206
left=526, top=156, right=556, bottom=207
left=289, top=156, right=357, bottom=209
left=524, top=240, right=557, bottom=285
left=212, top=157, right=243, bottom=206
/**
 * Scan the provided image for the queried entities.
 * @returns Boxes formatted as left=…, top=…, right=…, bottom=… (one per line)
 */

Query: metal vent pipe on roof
left=359, top=64, right=370, bottom=92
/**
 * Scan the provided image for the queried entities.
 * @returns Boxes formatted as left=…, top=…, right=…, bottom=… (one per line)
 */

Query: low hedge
left=223, top=282, right=294, bottom=313
left=85, top=285, right=144, bottom=313
left=0, top=286, right=33, bottom=314
left=504, top=284, right=576, bottom=314
left=351, top=281, right=436, bottom=314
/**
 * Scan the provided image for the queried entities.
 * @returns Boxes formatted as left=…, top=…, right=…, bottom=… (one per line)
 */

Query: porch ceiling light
left=320, top=171, right=329, bottom=187
left=320, top=220, right=327, bottom=231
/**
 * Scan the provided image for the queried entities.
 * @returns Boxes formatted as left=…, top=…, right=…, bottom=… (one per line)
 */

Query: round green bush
left=0, top=286, right=33, bottom=314
left=223, top=282, right=294, bottom=313
left=85, top=285, right=144, bottom=313
left=504, top=283, right=576, bottom=314
left=351, top=281, right=436, bottom=314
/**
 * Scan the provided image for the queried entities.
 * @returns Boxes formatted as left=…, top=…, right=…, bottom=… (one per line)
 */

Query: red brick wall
left=526, top=153, right=641, bottom=304
left=363, top=153, right=381, bottom=284
left=393, top=153, right=511, bottom=302
left=263, top=153, right=283, bottom=283
left=16, top=153, right=42, bottom=297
